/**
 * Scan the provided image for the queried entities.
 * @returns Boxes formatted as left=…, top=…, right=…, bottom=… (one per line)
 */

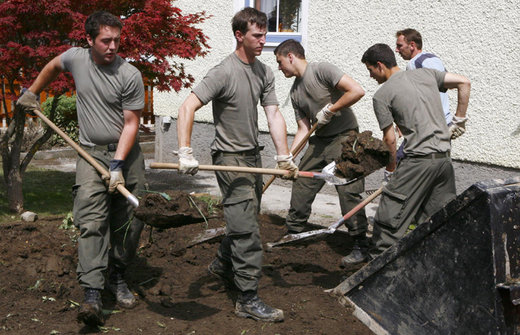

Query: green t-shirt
left=372, top=68, right=450, bottom=156
left=193, top=53, right=278, bottom=152
left=290, top=62, right=359, bottom=137
left=61, top=47, right=144, bottom=146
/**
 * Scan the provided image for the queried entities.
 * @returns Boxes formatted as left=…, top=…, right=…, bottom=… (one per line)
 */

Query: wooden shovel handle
left=262, top=122, right=319, bottom=193
left=150, top=162, right=289, bottom=176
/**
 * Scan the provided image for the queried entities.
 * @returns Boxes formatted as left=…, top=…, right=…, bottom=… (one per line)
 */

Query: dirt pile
left=335, top=130, right=390, bottom=180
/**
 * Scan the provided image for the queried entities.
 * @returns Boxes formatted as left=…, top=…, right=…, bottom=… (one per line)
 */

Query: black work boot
left=107, top=267, right=137, bottom=309
left=208, top=258, right=235, bottom=288
left=77, top=288, right=104, bottom=327
left=235, top=290, right=284, bottom=322
left=341, top=234, right=370, bottom=268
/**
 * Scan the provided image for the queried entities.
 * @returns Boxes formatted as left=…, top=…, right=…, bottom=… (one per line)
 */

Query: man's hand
left=16, top=90, right=40, bottom=112
left=108, top=159, right=125, bottom=193
left=449, top=115, right=468, bottom=139
left=177, top=147, right=199, bottom=175
left=275, top=153, right=299, bottom=180
left=316, top=103, right=334, bottom=127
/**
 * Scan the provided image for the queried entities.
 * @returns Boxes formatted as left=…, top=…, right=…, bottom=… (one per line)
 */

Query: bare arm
left=28, top=55, right=64, bottom=94
left=264, top=105, right=290, bottom=156
left=328, top=74, right=365, bottom=113
left=177, top=93, right=204, bottom=148
left=443, top=73, right=471, bottom=118
left=114, top=109, right=141, bottom=161
left=290, top=117, right=311, bottom=152
left=382, top=124, right=397, bottom=172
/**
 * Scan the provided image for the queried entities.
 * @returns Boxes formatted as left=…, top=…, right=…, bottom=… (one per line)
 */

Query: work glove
left=449, top=115, right=468, bottom=140
left=315, top=103, right=334, bottom=127
left=108, top=159, right=125, bottom=193
left=16, top=90, right=40, bottom=112
left=383, top=169, right=393, bottom=184
left=177, top=146, right=199, bottom=175
left=275, top=153, right=299, bottom=180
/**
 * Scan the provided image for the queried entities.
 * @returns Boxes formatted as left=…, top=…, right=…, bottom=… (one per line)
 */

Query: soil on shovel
left=335, top=130, right=390, bottom=180
left=0, top=212, right=372, bottom=334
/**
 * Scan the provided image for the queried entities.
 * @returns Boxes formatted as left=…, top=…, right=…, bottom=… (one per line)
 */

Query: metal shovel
left=265, top=186, right=383, bottom=251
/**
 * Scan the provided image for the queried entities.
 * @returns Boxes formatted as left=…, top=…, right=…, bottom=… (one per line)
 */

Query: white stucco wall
left=155, top=0, right=520, bottom=169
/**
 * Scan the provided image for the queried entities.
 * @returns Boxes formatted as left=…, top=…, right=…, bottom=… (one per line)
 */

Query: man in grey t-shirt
left=176, top=8, right=297, bottom=323
left=359, top=43, right=470, bottom=260
left=17, top=11, right=145, bottom=327
left=274, top=39, right=369, bottom=267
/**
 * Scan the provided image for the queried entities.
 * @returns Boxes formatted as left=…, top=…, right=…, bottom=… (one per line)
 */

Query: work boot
left=208, top=258, right=235, bottom=288
left=235, top=290, right=284, bottom=322
left=77, top=288, right=104, bottom=327
left=107, top=267, right=138, bottom=309
left=340, top=234, right=370, bottom=268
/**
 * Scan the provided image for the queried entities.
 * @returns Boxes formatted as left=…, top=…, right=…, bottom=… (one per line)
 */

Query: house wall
left=154, top=0, right=520, bottom=168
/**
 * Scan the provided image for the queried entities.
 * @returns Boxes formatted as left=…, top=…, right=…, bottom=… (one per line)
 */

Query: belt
left=409, top=151, right=450, bottom=159
left=214, top=146, right=264, bottom=157
left=81, top=143, right=118, bottom=152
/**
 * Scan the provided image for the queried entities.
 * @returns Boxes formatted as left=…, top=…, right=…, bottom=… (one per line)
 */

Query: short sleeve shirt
left=290, top=62, right=358, bottom=137
left=372, top=69, right=450, bottom=155
left=61, top=47, right=145, bottom=146
left=192, top=53, right=278, bottom=152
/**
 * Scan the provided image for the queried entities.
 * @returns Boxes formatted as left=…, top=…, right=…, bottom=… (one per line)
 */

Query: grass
left=0, top=166, right=75, bottom=223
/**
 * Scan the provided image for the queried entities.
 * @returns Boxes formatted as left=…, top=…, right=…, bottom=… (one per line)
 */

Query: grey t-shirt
left=372, top=68, right=450, bottom=156
left=193, top=53, right=278, bottom=152
left=290, top=62, right=359, bottom=137
left=61, top=47, right=145, bottom=146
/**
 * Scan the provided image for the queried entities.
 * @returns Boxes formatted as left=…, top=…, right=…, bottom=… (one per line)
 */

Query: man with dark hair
left=359, top=43, right=470, bottom=260
left=176, top=7, right=297, bottom=322
left=274, top=39, right=368, bottom=267
left=17, top=11, right=145, bottom=327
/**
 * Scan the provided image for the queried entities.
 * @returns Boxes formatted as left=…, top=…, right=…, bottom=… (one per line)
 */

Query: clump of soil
left=335, top=130, right=390, bottom=180
left=134, top=190, right=220, bottom=229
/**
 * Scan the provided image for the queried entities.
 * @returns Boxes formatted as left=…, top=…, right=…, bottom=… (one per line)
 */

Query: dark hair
left=361, top=43, right=397, bottom=68
left=85, top=11, right=122, bottom=40
left=231, top=7, right=267, bottom=35
left=396, top=28, right=423, bottom=50
left=273, top=39, right=305, bottom=59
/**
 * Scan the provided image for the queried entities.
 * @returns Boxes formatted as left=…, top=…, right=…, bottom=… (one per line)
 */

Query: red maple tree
left=0, top=0, right=211, bottom=213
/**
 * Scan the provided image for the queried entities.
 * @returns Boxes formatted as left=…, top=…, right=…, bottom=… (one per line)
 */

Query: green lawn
left=0, top=167, right=75, bottom=223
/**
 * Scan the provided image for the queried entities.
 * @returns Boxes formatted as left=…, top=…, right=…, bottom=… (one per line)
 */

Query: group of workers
left=16, top=7, right=470, bottom=328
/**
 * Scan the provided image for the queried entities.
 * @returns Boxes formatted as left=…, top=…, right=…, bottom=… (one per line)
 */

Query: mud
left=335, top=130, right=390, bottom=180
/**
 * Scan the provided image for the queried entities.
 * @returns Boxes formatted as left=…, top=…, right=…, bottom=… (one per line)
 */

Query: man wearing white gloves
left=177, top=7, right=296, bottom=323
left=16, top=11, right=145, bottom=327
left=273, top=39, right=368, bottom=267
left=360, top=43, right=470, bottom=260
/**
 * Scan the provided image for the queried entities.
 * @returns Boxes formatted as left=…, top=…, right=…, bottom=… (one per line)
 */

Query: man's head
left=274, top=39, right=305, bottom=78
left=232, top=7, right=267, bottom=58
left=85, top=11, right=122, bottom=65
left=395, top=28, right=422, bottom=60
left=361, top=43, right=398, bottom=84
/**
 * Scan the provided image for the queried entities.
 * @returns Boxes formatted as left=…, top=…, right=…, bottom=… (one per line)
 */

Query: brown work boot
left=77, top=288, right=104, bottom=327
left=340, top=234, right=370, bottom=268
left=107, top=267, right=138, bottom=309
left=235, top=290, right=284, bottom=322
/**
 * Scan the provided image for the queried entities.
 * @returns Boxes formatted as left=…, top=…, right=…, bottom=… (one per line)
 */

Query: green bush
left=41, top=95, right=78, bottom=146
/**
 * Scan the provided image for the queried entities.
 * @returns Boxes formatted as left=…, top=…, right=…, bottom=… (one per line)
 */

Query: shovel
left=31, top=108, right=139, bottom=207
left=265, top=186, right=383, bottom=251
left=149, top=162, right=356, bottom=186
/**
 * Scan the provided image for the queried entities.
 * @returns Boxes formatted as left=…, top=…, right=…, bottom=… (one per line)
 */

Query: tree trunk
left=6, top=166, right=23, bottom=213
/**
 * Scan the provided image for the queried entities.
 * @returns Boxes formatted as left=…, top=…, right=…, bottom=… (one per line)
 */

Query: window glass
left=254, top=0, right=302, bottom=33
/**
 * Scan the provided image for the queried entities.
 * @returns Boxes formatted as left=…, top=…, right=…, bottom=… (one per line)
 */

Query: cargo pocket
left=376, top=187, right=408, bottom=229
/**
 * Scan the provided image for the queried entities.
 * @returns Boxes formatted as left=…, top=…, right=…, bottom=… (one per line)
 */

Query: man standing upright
left=17, top=11, right=145, bottom=327
left=359, top=43, right=470, bottom=260
left=273, top=39, right=369, bottom=267
left=176, top=7, right=297, bottom=322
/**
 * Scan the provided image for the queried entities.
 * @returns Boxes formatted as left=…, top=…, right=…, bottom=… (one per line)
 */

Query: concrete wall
left=155, top=0, right=520, bottom=169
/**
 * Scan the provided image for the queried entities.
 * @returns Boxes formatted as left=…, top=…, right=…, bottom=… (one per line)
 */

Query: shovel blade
left=265, top=228, right=332, bottom=251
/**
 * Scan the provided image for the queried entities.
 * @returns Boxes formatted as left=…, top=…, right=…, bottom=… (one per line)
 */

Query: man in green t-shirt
left=359, top=43, right=470, bottom=260
left=176, top=7, right=297, bottom=322
left=273, top=39, right=369, bottom=267
left=17, top=11, right=146, bottom=327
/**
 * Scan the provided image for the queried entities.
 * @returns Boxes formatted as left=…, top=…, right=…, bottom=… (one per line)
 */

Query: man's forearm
left=28, top=56, right=63, bottom=95
left=265, top=106, right=290, bottom=155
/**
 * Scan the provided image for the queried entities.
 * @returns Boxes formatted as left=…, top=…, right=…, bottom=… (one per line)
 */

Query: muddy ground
left=0, top=203, right=371, bottom=334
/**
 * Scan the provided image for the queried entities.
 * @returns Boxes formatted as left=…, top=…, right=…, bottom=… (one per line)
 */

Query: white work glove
left=316, top=103, right=334, bottom=127
left=108, top=159, right=125, bottom=193
left=449, top=115, right=468, bottom=140
left=16, top=90, right=40, bottom=112
left=177, top=146, right=199, bottom=175
left=383, top=169, right=393, bottom=184
left=275, top=153, right=299, bottom=180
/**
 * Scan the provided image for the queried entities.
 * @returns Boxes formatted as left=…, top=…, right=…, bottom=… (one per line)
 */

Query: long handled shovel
left=149, top=162, right=356, bottom=186
left=265, top=186, right=383, bottom=251
left=31, top=108, right=139, bottom=207
left=262, top=123, right=319, bottom=193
